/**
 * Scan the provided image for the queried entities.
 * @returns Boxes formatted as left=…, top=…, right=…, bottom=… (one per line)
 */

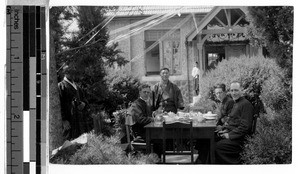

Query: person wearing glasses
left=214, top=83, right=235, bottom=128
left=196, top=83, right=234, bottom=164
left=215, top=81, right=254, bottom=164
left=129, top=83, right=154, bottom=140
left=152, top=67, right=184, bottom=114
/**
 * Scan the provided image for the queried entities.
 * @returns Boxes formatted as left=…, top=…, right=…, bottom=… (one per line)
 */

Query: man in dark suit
left=58, top=65, right=92, bottom=140
left=215, top=81, right=254, bottom=164
left=129, top=83, right=154, bottom=139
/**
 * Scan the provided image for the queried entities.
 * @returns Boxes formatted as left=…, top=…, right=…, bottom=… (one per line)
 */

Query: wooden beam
left=233, top=15, right=245, bottom=27
left=187, top=6, right=222, bottom=41
left=224, top=9, right=231, bottom=27
left=201, top=27, right=246, bottom=34
left=214, top=16, right=227, bottom=27
left=197, top=34, right=210, bottom=48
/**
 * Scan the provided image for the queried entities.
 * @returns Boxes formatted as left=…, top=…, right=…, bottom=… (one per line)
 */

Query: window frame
left=144, top=29, right=181, bottom=76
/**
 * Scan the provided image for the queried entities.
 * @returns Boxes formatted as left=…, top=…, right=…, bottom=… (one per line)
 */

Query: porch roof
left=105, top=6, right=213, bottom=17
left=186, top=6, right=248, bottom=41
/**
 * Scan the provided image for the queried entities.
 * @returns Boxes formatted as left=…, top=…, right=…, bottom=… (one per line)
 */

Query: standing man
left=129, top=83, right=154, bottom=140
left=215, top=81, right=254, bottom=164
left=191, top=62, right=200, bottom=95
left=58, top=65, right=92, bottom=141
left=152, top=68, right=184, bottom=114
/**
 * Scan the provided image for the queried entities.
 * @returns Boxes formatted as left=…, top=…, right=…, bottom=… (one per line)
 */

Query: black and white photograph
left=1, top=0, right=298, bottom=174
left=49, top=4, right=293, bottom=165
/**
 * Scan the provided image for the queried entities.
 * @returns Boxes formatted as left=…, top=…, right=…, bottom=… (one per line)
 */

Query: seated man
left=196, top=83, right=234, bottom=164
left=215, top=81, right=254, bottom=164
left=214, top=83, right=235, bottom=127
left=128, top=83, right=154, bottom=140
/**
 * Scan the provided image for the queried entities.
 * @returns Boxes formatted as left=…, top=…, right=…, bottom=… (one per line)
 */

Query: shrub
left=194, top=55, right=278, bottom=113
left=106, top=68, right=141, bottom=108
left=50, top=133, right=160, bottom=164
left=241, top=108, right=292, bottom=164
left=69, top=133, right=159, bottom=164
left=261, top=73, right=292, bottom=112
left=112, top=109, right=127, bottom=139
left=193, top=55, right=292, bottom=164
left=90, top=108, right=115, bottom=136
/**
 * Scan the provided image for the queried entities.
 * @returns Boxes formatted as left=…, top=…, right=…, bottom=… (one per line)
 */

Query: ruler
left=6, top=6, right=46, bottom=174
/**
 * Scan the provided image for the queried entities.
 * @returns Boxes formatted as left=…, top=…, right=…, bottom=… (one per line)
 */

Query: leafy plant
left=193, top=55, right=292, bottom=164
left=69, top=133, right=159, bottom=164
left=50, top=133, right=160, bottom=164
left=246, top=6, right=293, bottom=79
left=194, top=55, right=277, bottom=114
left=241, top=108, right=292, bottom=164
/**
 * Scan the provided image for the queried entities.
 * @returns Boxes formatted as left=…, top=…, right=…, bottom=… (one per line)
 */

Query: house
left=106, top=6, right=262, bottom=104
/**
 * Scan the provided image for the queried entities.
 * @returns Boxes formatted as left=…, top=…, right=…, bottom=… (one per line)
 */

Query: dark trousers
left=195, top=139, right=210, bottom=164
left=215, top=138, right=243, bottom=164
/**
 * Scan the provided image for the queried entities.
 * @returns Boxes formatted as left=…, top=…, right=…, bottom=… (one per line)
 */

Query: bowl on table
left=203, top=112, right=217, bottom=120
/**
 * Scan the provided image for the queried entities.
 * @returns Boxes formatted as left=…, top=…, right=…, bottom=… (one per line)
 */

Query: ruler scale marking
left=7, top=6, right=46, bottom=174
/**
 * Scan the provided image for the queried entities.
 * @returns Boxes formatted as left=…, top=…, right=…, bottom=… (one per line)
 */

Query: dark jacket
left=225, top=97, right=254, bottom=140
left=58, top=78, right=92, bottom=140
left=152, top=81, right=184, bottom=112
left=129, top=98, right=153, bottom=139
left=216, top=96, right=234, bottom=125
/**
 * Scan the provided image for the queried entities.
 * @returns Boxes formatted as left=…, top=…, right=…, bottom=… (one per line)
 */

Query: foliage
left=193, top=55, right=292, bottom=164
left=100, top=67, right=142, bottom=116
left=50, top=133, right=159, bottom=164
left=90, top=109, right=115, bottom=136
left=49, top=142, right=83, bottom=164
left=108, top=74, right=141, bottom=108
left=246, top=6, right=293, bottom=79
left=112, top=109, right=127, bottom=132
left=50, top=6, right=74, bottom=53
left=52, top=6, right=129, bottom=117
left=261, top=72, right=292, bottom=112
left=241, top=108, right=292, bottom=164
left=194, top=55, right=278, bottom=114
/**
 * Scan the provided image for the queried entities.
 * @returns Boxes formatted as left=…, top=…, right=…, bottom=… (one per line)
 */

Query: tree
left=49, top=6, right=74, bottom=152
left=54, top=6, right=128, bottom=118
left=246, top=6, right=293, bottom=79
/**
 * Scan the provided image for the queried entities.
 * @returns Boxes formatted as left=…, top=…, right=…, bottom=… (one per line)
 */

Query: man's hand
left=215, top=125, right=223, bottom=132
left=220, top=133, right=229, bottom=139
left=216, top=129, right=229, bottom=139
left=62, top=120, right=71, bottom=131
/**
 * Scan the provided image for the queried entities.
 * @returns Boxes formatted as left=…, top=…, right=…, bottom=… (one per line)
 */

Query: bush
left=106, top=68, right=142, bottom=108
left=193, top=55, right=292, bottom=164
left=261, top=73, right=292, bottom=112
left=194, top=55, right=278, bottom=113
left=69, top=133, right=159, bottom=164
left=51, top=133, right=160, bottom=164
left=112, top=109, right=127, bottom=138
left=241, top=108, right=292, bottom=164
left=90, top=108, right=115, bottom=136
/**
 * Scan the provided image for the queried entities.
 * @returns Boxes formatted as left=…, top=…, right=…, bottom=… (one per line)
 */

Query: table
left=145, top=121, right=217, bottom=164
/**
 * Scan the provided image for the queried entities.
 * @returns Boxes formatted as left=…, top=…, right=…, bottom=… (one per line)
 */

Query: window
left=145, top=30, right=181, bottom=75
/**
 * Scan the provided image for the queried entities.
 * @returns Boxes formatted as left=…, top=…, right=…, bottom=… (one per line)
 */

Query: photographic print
left=48, top=5, right=293, bottom=165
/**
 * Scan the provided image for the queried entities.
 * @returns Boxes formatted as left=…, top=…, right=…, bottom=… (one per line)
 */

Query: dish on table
left=203, top=113, right=217, bottom=120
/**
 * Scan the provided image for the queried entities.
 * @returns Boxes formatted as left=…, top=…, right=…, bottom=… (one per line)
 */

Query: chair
left=162, top=121, right=198, bottom=164
left=124, top=113, right=150, bottom=153
left=250, top=113, right=259, bottom=135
